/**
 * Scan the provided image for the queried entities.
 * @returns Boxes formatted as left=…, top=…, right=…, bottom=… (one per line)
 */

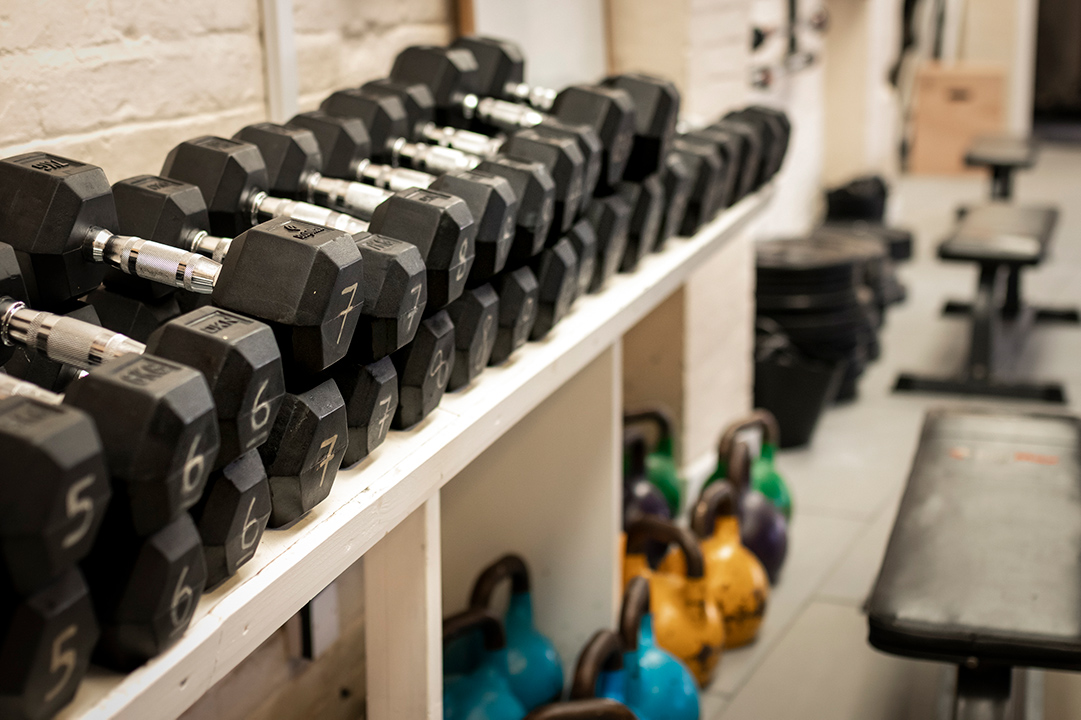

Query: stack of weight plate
left=756, top=233, right=887, bottom=401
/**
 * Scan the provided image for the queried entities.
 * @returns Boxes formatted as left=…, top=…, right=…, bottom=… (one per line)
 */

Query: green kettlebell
left=707, top=410, right=792, bottom=520
left=624, top=409, right=683, bottom=516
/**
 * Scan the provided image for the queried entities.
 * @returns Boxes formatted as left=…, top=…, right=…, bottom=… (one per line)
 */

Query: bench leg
left=896, top=264, right=1069, bottom=402
left=991, top=165, right=1014, bottom=201
left=948, top=666, right=1040, bottom=720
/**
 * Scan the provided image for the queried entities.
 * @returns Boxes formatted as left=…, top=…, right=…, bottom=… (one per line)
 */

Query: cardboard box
left=909, top=62, right=1007, bottom=174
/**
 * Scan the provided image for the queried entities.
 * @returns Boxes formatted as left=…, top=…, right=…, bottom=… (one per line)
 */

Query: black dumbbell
left=0, top=303, right=218, bottom=536
left=109, top=175, right=423, bottom=366
left=392, top=44, right=635, bottom=190
left=160, top=136, right=366, bottom=237
left=0, top=154, right=366, bottom=375
left=387, top=52, right=589, bottom=234
left=616, top=175, right=665, bottom=272
left=445, top=284, right=499, bottom=391
left=82, top=501, right=207, bottom=670
left=391, top=310, right=455, bottom=429
left=669, top=134, right=727, bottom=236
left=565, top=218, right=599, bottom=303
left=321, top=89, right=557, bottom=273
left=683, top=124, right=746, bottom=208
left=189, top=449, right=271, bottom=589
left=488, top=267, right=539, bottom=365
left=0, top=377, right=110, bottom=595
left=259, top=378, right=348, bottom=528
left=288, top=111, right=520, bottom=284
left=657, top=151, right=694, bottom=250
left=362, top=77, right=603, bottom=220
left=232, top=123, right=477, bottom=310
left=329, top=354, right=398, bottom=465
left=723, top=107, right=789, bottom=187
left=711, top=117, right=763, bottom=202
left=0, top=567, right=97, bottom=720
left=529, top=237, right=579, bottom=340
left=585, top=195, right=632, bottom=292
left=599, top=74, right=681, bottom=182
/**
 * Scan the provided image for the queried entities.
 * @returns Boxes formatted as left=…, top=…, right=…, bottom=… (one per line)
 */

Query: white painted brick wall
left=0, top=0, right=453, bottom=182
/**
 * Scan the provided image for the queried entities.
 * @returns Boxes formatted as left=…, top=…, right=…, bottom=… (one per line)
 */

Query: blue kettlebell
left=618, top=577, right=700, bottom=720
left=443, top=609, right=527, bottom=720
left=524, top=698, right=638, bottom=719
left=569, top=629, right=638, bottom=714
left=468, top=555, right=565, bottom=710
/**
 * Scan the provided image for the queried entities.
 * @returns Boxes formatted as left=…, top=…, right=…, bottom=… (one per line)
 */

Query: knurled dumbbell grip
left=503, top=82, right=557, bottom=111
left=474, top=96, right=545, bottom=130
left=355, top=161, right=436, bottom=193
left=85, top=228, right=220, bottom=294
left=252, top=193, right=368, bottom=234
left=307, top=175, right=391, bottom=219
left=416, top=124, right=502, bottom=161
left=0, top=299, right=145, bottom=370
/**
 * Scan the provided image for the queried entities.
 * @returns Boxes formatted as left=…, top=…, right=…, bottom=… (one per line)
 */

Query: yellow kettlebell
left=622, top=516, right=725, bottom=686
left=662, top=481, right=769, bottom=648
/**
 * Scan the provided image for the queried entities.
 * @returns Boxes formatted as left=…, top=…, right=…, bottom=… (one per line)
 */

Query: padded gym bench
left=868, top=409, right=1081, bottom=719
left=895, top=204, right=1078, bottom=403
left=965, top=136, right=1038, bottom=201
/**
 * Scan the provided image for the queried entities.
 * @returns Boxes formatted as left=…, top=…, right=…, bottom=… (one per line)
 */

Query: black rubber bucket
left=754, top=355, right=844, bottom=448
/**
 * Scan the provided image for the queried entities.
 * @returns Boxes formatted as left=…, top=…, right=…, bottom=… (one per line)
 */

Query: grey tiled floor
left=705, top=142, right=1081, bottom=719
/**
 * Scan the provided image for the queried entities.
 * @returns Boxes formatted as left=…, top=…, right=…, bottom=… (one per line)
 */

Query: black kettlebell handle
left=691, top=480, right=739, bottom=538
left=723, top=439, right=752, bottom=496
left=524, top=698, right=638, bottom=720
left=442, top=608, right=506, bottom=651
left=622, top=427, right=648, bottom=482
left=569, top=630, right=624, bottom=700
left=470, top=554, right=531, bottom=608
left=625, top=516, right=706, bottom=578
left=618, top=576, right=650, bottom=652
left=716, top=409, right=781, bottom=459
left=623, top=408, right=675, bottom=446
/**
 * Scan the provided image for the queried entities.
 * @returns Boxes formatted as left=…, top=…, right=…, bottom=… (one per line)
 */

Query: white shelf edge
left=58, top=187, right=772, bottom=720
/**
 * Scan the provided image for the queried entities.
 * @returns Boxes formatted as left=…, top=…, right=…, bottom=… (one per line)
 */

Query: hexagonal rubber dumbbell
left=0, top=394, right=110, bottom=595
left=391, top=309, right=455, bottom=429
left=683, top=127, right=742, bottom=210
left=500, top=128, right=585, bottom=237
left=475, top=157, right=555, bottom=273
left=83, top=506, right=207, bottom=670
left=710, top=118, right=762, bottom=202
left=489, top=267, right=539, bottom=365
left=0, top=244, right=27, bottom=368
left=658, top=152, right=693, bottom=250
left=259, top=379, right=349, bottom=528
left=0, top=567, right=98, bottom=720
left=617, top=175, right=665, bottom=273
left=565, top=219, right=599, bottom=302
left=349, top=233, right=427, bottom=363
left=585, top=195, right=631, bottom=293
left=331, top=355, right=399, bottom=466
left=189, top=450, right=272, bottom=590
left=670, top=135, right=727, bottom=235
left=428, top=170, right=518, bottom=285
left=146, top=307, right=286, bottom=467
left=600, top=74, right=681, bottom=182
left=364, top=188, right=477, bottom=311
left=445, top=284, right=499, bottom=391
left=529, top=238, right=578, bottom=340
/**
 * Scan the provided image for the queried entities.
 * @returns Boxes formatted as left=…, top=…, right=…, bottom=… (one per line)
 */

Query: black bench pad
left=965, top=136, right=1038, bottom=170
left=939, top=205, right=1058, bottom=265
left=868, top=409, right=1081, bottom=671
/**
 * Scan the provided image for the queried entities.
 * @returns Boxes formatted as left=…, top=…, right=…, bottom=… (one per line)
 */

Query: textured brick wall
left=0, top=0, right=453, bottom=182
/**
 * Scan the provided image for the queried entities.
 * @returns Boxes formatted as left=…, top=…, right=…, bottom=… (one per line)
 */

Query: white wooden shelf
left=57, top=187, right=771, bottom=720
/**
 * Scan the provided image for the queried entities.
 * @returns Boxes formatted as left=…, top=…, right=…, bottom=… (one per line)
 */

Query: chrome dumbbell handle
left=0, top=298, right=145, bottom=371
left=84, top=227, right=220, bottom=294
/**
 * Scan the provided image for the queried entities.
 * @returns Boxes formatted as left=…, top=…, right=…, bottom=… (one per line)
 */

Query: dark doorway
left=1034, top=0, right=1081, bottom=139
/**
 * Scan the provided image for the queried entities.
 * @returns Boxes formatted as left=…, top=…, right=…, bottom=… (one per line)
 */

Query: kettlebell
left=726, top=439, right=788, bottom=584
left=623, top=428, right=672, bottom=527
left=662, top=481, right=769, bottom=647
left=618, top=576, right=700, bottom=719
left=524, top=699, right=638, bottom=719
left=469, top=555, right=564, bottom=710
left=709, top=410, right=792, bottom=519
left=624, top=409, right=683, bottom=515
left=569, top=629, right=632, bottom=708
left=623, top=517, right=724, bottom=687
left=443, top=609, right=527, bottom=720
